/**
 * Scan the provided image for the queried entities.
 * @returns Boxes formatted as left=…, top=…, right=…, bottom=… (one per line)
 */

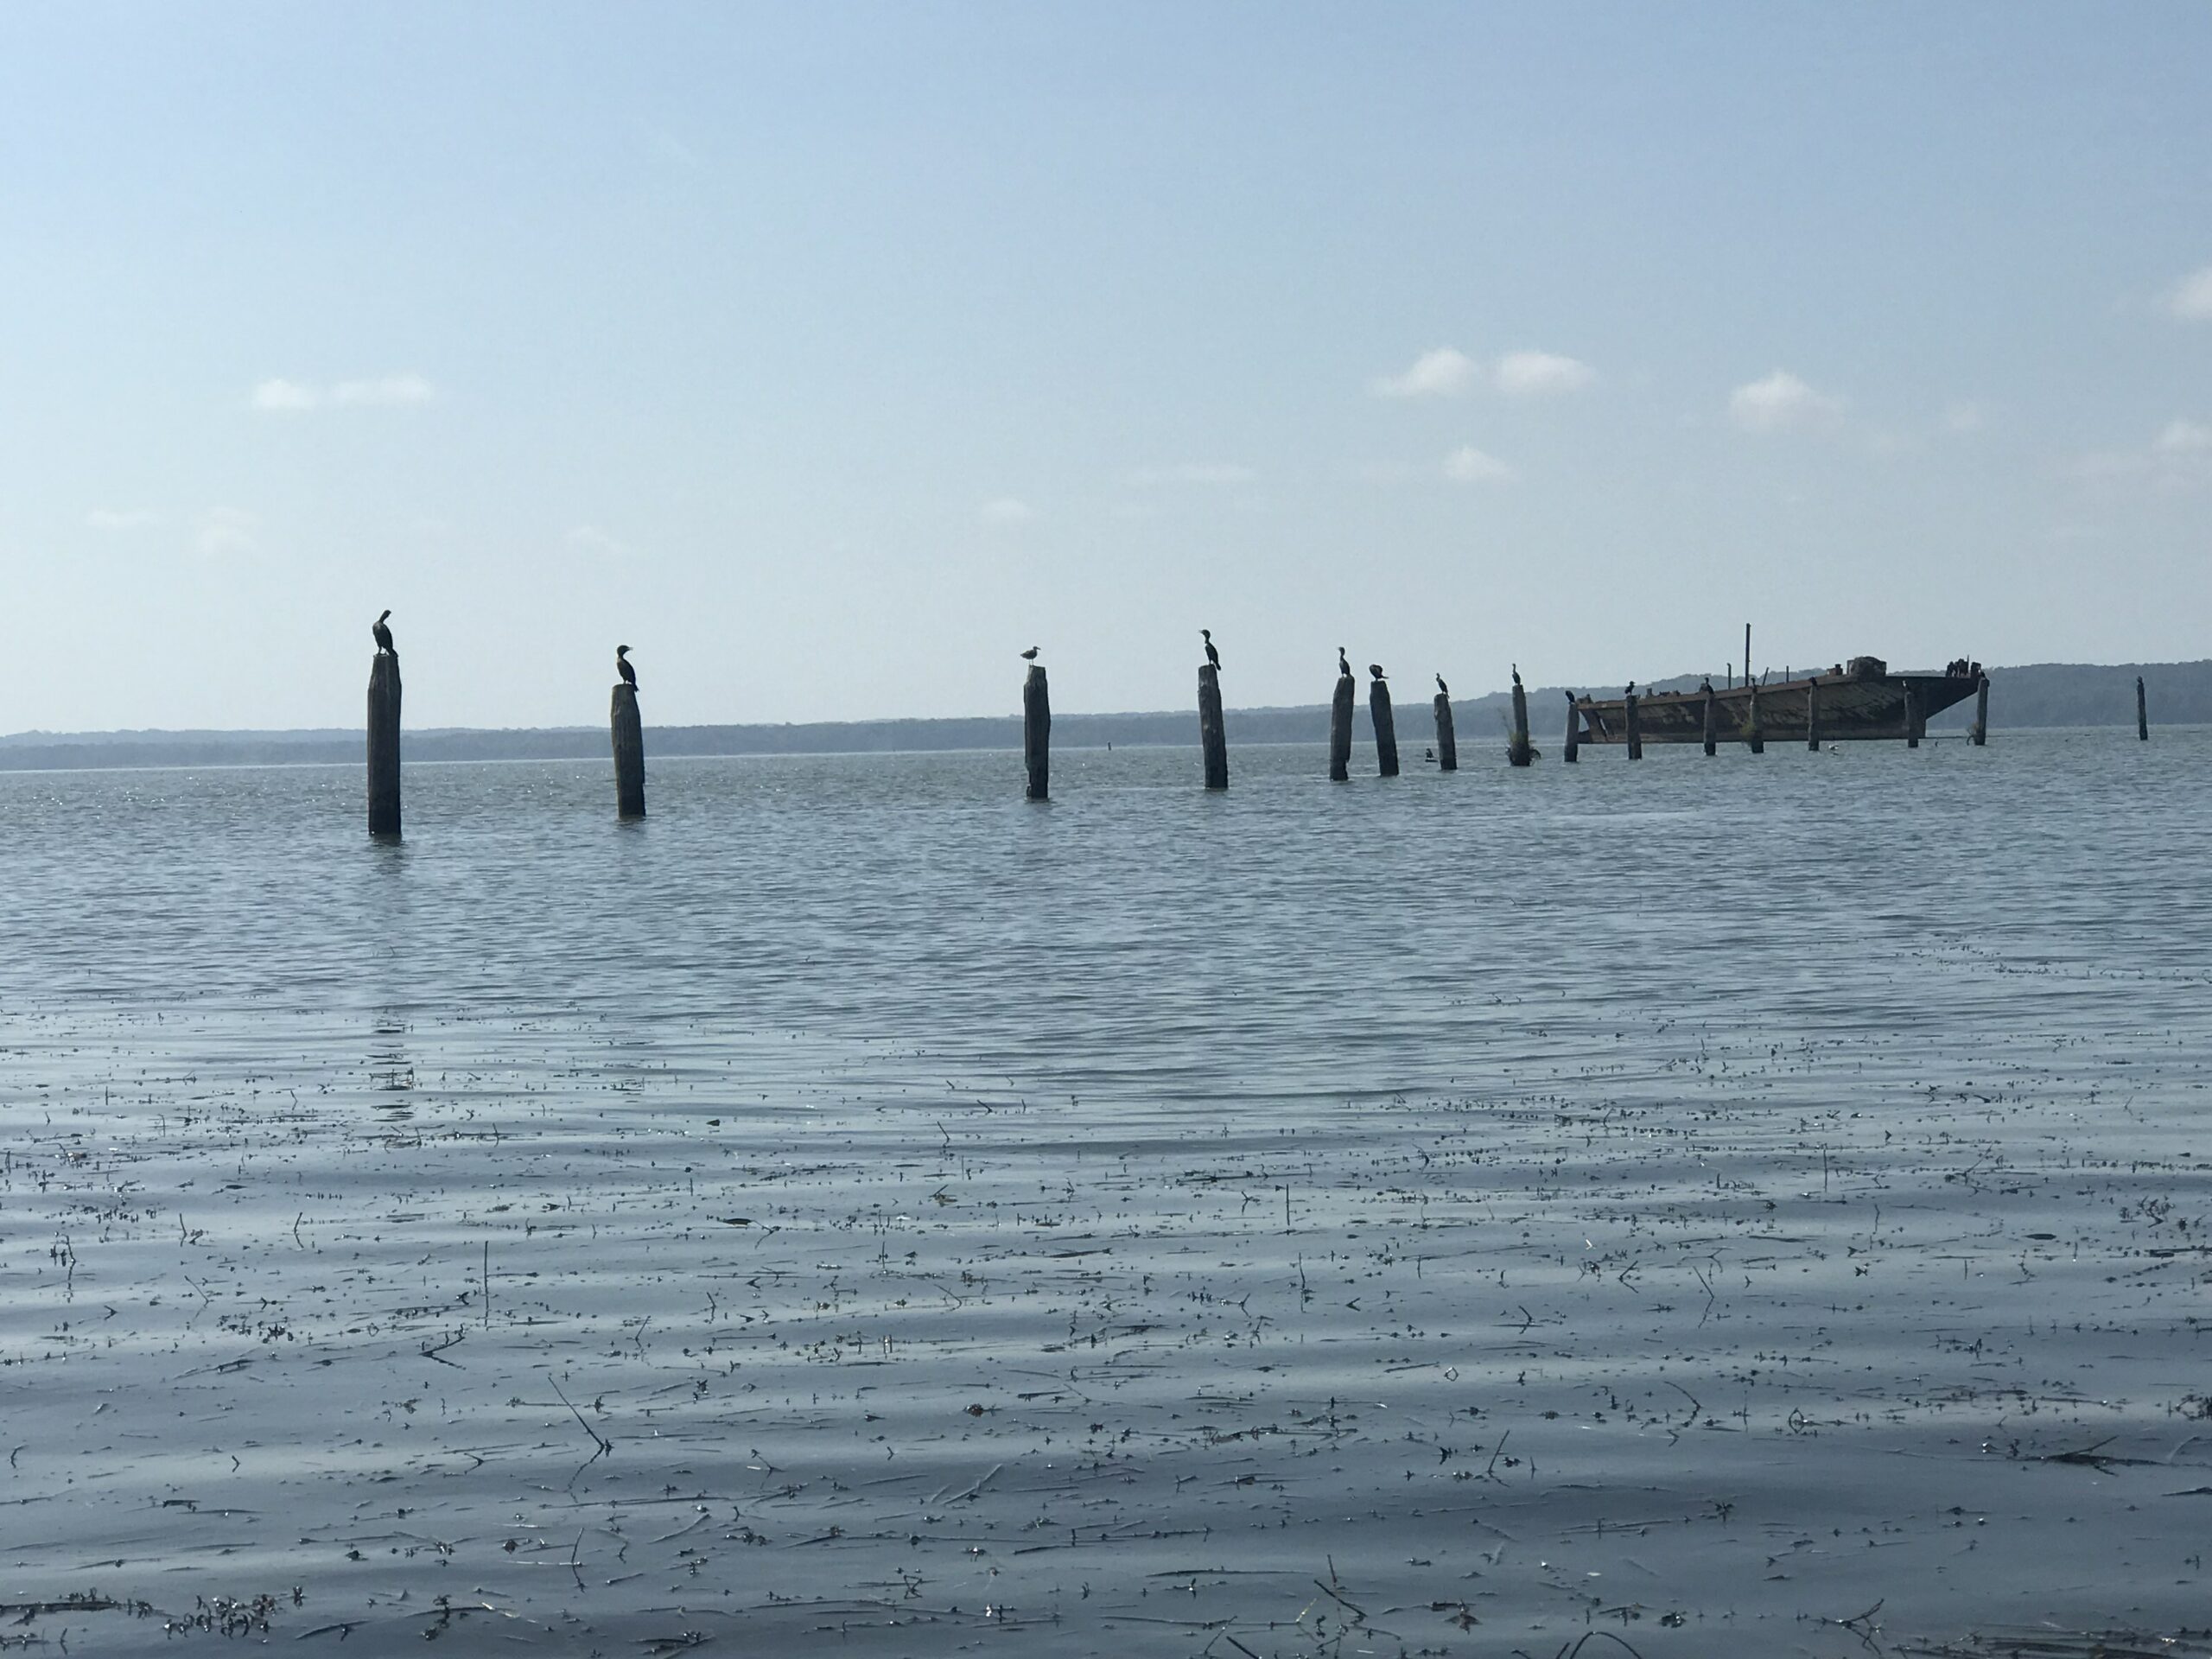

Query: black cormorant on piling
left=616, top=645, right=637, bottom=690
left=372, top=610, right=396, bottom=657
left=1202, top=629, right=1220, bottom=672
left=1368, top=663, right=1386, bottom=682
left=1337, top=646, right=1351, bottom=678
left=1435, top=673, right=1449, bottom=696
left=1020, top=645, right=1040, bottom=662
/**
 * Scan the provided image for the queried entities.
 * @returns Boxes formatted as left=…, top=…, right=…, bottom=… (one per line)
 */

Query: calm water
left=4, top=732, right=2209, bottom=1655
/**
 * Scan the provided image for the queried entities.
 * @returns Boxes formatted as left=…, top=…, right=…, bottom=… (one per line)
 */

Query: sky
left=1, top=3, right=2207, bottom=733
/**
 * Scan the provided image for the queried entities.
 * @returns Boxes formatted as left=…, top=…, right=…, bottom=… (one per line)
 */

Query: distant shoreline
left=3, top=659, right=2205, bottom=772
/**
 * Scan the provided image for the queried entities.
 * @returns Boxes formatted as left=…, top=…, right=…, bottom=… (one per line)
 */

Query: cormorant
left=616, top=645, right=638, bottom=690
left=1624, top=682, right=1637, bottom=697
left=1202, top=628, right=1221, bottom=672
left=1020, top=645, right=1040, bottom=662
left=372, top=609, right=396, bottom=656
left=1435, top=673, right=1449, bottom=696
left=1511, top=663, right=1522, bottom=688
left=1337, top=646, right=1351, bottom=678
left=1368, top=663, right=1386, bottom=682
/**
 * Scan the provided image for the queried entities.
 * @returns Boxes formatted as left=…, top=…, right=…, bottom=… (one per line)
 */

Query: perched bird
left=372, top=609, right=396, bottom=656
left=1511, top=664, right=1522, bottom=687
left=1435, top=673, right=1449, bottom=696
left=1020, top=645, right=1040, bottom=662
left=616, top=645, right=638, bottom=690
left=1202, top=628, right=1221, bottom=672
left=1624, top=682, right=1637, bottom=697
left=1368, top=663, right=1386, bottom=682
left=1337, top=646, right=1351, bottom=678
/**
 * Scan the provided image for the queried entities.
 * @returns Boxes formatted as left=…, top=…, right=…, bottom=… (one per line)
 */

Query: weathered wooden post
left=1507, top=668, right=1532, bottom=766
left=1700, top=679, right=1718, bottom=757
left=1806, top=677, right=1821, bottom=751
left=1433, top=687, right=1457, bottom=772
left=1624, top=689, right=1643, bottom=760
left=1023, top=664, right=1051, bottom=799
left=1328, top=671, right=1355, bottom=781
left=1561, top=692, right=1580, bottom=764
left=1370, top=676, right=1399, bottom=777
left=2137, top=676, right=2149, bottom=742
left=1904, top=682, right=1921, bottom=749
left=367, top=652, right=401, bottom=837
left=1198, top=664, right=1229, bottom=790
left=1970, top=676, right=1988, bottom=747
left=1745, top=678, right=1764, bottom=754
left=611, top=683, right=645, bottom=818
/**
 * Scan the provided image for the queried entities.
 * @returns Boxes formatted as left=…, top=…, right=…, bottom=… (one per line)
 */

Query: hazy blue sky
left=2, top=4, right=2207, bottom=731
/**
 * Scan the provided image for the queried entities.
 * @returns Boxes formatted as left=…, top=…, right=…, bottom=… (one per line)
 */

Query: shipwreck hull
left=1575, top=671, right=1980, bottom=746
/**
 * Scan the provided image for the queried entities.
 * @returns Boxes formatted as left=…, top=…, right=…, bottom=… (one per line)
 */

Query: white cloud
left=1442, top=445, right=1516, bottom=485
left=2070, top=421, right=2212, bottom=492
left=1729, top=369, right=1842, bottom=432
left=2164, top=264, right=2212, bottom=322
left=2156, top=418, right=2212, bottom=454
left=1127, top=463, right=1257, bottom=486
left=251, top=372, right=436, bottom=412
left=195, top=507, right=258, bottom=556
left=86, top=507, right=157, bottom=531
left=980, top=497, right=1034, bottom=523
left=1372, top=347, right=1480, bottom=398
left=1493, top=350, right=1594, bottom=396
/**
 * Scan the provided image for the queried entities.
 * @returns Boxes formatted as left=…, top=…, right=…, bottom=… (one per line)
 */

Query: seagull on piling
left=1020, top=646, right=1040, bottom=662
left=616, top=645, right=638, bottom=690
left=372, top=610, right=396, bottom=657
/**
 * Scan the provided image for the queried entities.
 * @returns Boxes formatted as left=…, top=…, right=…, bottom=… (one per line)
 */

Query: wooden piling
left=1700, top=681, right=1718, bottom=757
left=1745, top=679, right=1764, bottom=753
left=611, top=683, right=645, bottom=818
left=2137, top=675, right=2148, bottom=742
left=367, top=652, right=401, bottom=837
left=1328, top=673, right=1355, bottom=781
left=1806, top=677, right=1821, bottom=751
left=1023, top=664, right=1051, bottom=799
left=1370, top=678, right=1399, bottom=777
left=1198, top=664, right=1229, bottom=789
left=1624, top=690, right=1643, bottom=760
left=1904, top=683, right=1921, bottom=748
left=1507, top=670, right=1532, bottom=767
left=1562, top=693, right=1579, bottom=764
left=1971, top=676, right=1988, bottom=747
left=1433, top=690, right=1457, bottom=772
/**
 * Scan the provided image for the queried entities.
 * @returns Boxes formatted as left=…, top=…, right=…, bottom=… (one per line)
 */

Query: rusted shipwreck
left=1573, top=656, right=1985, bottom=747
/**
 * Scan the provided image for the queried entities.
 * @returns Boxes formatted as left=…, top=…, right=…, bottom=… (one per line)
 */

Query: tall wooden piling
left=1433, top=690, right=1457, bottom=772
left=1971, top=676, right=1988, bottom=747
left=611, top=683, right=645, bottom=818
left=1562, top=693, right=1579, bottom=764
left=2137, top=676, right=2148, bottom=741
left=1624, top=690, right=1643, bottom=760
left=1328, top=673, right=1355, bottom=781
left=1370, top=678, right=1400, bottom=777
left=1507, top=669, right=1532, bottom=767
left=1198, top=664, right=1229, bottom=789
left=1023, top=664, right=1051, bottom=799
left=1806, top=677, right=1821, bottom=751
left=1700, top=681, right=1718, bottom=757
left=1904, top=683, right=1921, bottom=749
left=367, top=652, right=401, bottom=837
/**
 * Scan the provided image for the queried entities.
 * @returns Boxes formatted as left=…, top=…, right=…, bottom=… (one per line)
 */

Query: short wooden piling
left=1806, top=677, right=1821, bottom=751
left=367, top=652, right=402, bottom=837
left=1507, top=669, right=1532, bottom=767
left=1904, top=683, right=1921, bottom=748
left=1700, top=681, right=1718, bottom=757
left=1562, top=693, right=1580, bottom=764
left=1971, top=676, right=1988, bottom=747
left=2137, top=675, right=2148, bottom=742
left=1198, top=664, right=1229, bottom=789
left=1624, top=690, right=1643, bottom=760
left=1328, top=673, right=1355, bottom=781
left=1433, top=690, right=1457, bottom=772
left=611, top=683, right=645, bottom=818
left=1745, top=679, right=1764, bottom=754
left=1370, top=678, right=1399, bottom=777
left=1023, top=664, right=1051, bottom=799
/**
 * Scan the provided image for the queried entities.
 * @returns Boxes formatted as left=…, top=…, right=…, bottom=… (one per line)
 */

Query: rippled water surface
left=4, top=733, right=2210, bottom=1656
